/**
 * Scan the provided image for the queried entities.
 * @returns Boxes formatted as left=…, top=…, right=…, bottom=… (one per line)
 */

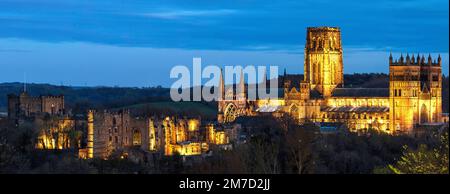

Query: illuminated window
left=133, top=130, right=142, bottom=146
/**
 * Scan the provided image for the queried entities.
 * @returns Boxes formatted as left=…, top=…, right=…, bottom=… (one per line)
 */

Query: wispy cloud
left=138, top=9, right=238, bottom=20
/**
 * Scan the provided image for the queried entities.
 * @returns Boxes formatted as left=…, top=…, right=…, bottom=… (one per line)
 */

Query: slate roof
left=332, top=88, right=389, bottom=97
left=321, top=106, right=389, bottom=113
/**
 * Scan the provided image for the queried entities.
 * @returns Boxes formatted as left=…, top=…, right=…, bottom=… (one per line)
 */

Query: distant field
left=120, top=101, right=218, bottom=119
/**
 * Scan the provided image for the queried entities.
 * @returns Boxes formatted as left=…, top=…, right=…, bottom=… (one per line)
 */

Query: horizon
left=0, top=0, right=449, bottom=87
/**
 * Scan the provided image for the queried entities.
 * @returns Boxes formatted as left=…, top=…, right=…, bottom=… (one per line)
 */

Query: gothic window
left=420, top=104, right=429, bottom=123
left=289, top=104, right=299, bottom=119
left=224, top=103, right=238, bottom=123
left=133, top=130, right=142, bottom=146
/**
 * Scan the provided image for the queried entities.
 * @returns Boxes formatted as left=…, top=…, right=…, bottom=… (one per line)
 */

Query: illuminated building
left=8, top=92, right=64, bottom=119
left=35, top=117, right=75, bottom=150
left=79, top=110, right=228, bottom=159
left=218, top=26, right=444, bottom=135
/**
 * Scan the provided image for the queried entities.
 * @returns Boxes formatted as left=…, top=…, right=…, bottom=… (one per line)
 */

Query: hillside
left=0, top=82, right=171, bottom=113
left=1, top=73, right=448, bottom=114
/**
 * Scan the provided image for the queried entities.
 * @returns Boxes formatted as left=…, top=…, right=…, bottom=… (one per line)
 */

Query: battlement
left=389, top=53, right=441, bottom=66
left=307, top=26, right=340, bottom=32
left=8, top=92, right=65, bottom=119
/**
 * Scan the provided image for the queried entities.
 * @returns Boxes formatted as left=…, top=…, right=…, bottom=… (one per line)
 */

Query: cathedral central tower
left=304, top=27, right=344, bottom=97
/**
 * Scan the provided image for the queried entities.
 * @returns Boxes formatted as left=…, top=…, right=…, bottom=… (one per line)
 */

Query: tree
left=388, top=132, right=448, bottom=174
left=284, top=121, right=318, bottom=174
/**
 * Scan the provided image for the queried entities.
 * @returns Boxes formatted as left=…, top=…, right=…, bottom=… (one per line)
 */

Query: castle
left=4, top=26, right=445, bottom=160
left=218, top=27, right=443, bottom=134
left=7, top=92, right=65, bottom=119
left=79, top=110, right=229, bottom=159
left=7, top=93, right=230, bottom=159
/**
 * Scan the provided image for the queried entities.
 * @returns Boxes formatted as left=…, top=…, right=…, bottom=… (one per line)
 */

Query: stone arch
left=289, top=104, right=299, bottom=119
left=420, top=104, right=429, bottom=123
left=224, top=103, right=238, bottom=123
left=132, top=129, right=142, bottom=146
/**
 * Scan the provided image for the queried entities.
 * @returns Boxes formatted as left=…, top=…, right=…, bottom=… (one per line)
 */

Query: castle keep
left=218, top=27, right=443, bottom=134
left=8, top=92, right=65, bottom=119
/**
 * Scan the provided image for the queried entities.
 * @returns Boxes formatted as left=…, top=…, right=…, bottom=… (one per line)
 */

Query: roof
left=332, top=88, right=389, bottom=97
left=255, top=105, right=283, bottom=113
left=246, top=88, right=284, bottom=100
left=321, top=106, right=389, bottom=113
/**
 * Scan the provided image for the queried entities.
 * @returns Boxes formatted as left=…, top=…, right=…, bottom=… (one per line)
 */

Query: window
left=133, top=130, right=142, bottom=146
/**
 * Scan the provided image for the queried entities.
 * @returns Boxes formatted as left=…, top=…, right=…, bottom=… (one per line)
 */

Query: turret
left=399, top=53, right=404, bottom=65
left=406, top=53, right=410, bottom=65
left=87, top=110, right=94, bottom=159
left=389, top=52, right=393, bottom=65
left=428, top=54, right=432, bottom=66
left=438, top=54, right=442, bottom=65
left=238, top=69, right=245, bottom=99
left=218, top=68, right=224, bottom=100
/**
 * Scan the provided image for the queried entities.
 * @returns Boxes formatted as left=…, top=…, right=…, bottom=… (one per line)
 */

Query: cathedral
left=218, top=27, right=443, bottom=135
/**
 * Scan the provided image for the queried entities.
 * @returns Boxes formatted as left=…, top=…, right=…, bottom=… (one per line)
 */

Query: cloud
left=137, top=9, right=238, bottom=20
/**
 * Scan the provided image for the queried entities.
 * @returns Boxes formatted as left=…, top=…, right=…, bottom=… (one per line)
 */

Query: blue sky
left=0, top=0, right=448, bottom=87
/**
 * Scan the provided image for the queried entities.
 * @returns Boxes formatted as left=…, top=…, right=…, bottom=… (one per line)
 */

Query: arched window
left=133, top=129, right=142, bottom=146
left=224, top=103, right=238, bottom=123
left=289, top=104, right=299, bottom=119
left=420, top=104, right=429, bottom=123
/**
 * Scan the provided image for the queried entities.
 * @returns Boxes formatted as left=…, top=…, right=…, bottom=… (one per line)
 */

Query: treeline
left=0, top=83, right=171, bottom=114
left=186, top=116, right=448, bottom=174
left=1, top=115, right=448, bottom=174
left=0, top=73, right=448, bottom=114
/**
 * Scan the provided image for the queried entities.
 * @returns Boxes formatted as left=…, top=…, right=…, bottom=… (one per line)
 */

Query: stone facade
left=81, top=110, right=228, bottom=159
left=218, top=26, right=444, bottom=135
left=7, top=92, right=64, bottom=119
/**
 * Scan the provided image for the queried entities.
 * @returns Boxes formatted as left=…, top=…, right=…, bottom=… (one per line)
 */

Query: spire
left=411, top=54, right=415, bottom=64
left=389, top=52, right=393, bottom=64
left=428, top=54, right=432, bottom=65
left=438, top=54, right=442, bottom=65
left=406, top=53, right=410, bottom=64
left=239, top=68, right=245, bottom=98
left=239, top=69, right=245, bottom=87
left=218, top=68, right=224, bottom=100
left=400, top=53, right=404, bottom=64
left=417, top=53, right=421, bottom=64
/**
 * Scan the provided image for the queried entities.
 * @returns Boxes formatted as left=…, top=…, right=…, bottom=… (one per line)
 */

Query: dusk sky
left=0, top=0, right=448, bottom=87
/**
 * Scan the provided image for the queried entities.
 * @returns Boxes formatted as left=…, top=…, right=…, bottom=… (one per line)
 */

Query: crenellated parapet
left=389, top=53, right=442, bottom=66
